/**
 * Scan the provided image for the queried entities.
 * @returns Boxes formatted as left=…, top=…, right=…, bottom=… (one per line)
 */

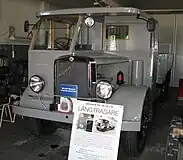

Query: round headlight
left=96, top=81, right=113, bottom=99
left=85, top=17, right=95, bottom=27
left=29, top=75, right=45, bottom=93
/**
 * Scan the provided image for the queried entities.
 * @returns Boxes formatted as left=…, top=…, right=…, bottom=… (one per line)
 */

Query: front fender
left=107, top=85, right=148, bottom=131
left=20, top=87, right=50, bottom=110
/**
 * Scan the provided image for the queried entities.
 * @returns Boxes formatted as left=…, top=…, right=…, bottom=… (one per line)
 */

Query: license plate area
left=57, top=97, right=74, bottom=114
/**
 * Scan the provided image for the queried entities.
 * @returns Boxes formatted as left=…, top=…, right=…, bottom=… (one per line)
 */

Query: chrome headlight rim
left=85, top=16, right=95, bottom=27
left=96, top=80, right=113, bottom=100
left=29, top=75, right=45, bottom=93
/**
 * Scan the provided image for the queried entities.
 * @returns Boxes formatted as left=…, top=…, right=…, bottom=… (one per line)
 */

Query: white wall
left=154, top=14, right=183, bottom=87
left=0, top=0, right=41, bottom=42
left=0, top=0, right=58, bottom=43
left=154, top=15, right=174, bottom=45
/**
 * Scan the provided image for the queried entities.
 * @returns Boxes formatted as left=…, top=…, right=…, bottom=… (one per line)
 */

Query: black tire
left=25, top=118, right=57, bottom=136
left=121, top=91, right=153, bottom=157
left=160, top=70, right=171, bottom=102
left=165, top=116, right=183, bottom=160
left=121, top=131, right=146, bottom=157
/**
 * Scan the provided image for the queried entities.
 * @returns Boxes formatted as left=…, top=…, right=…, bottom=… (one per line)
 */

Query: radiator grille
left=54, top=59, right=89, bottom=98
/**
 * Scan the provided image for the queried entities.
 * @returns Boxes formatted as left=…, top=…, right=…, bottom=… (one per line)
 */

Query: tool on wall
left=24, top=19, right=41, bottom=39
left=9, top=25, right=16, bottom=40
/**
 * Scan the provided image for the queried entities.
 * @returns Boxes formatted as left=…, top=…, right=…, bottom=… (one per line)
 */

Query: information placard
left=68, top=100, right=124, bottom=160
left=60, top=84, right=78, bottom=98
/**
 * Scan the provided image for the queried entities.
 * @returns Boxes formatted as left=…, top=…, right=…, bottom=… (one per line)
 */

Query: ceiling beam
left=46, top=0, right=127, bottom=8
left=46, top=0, right=93, bottom=9
left=94, top=0, right=133, bottom=7
left=131, top=0, right=183, bottom=10
left=98, top=0, right=120, bottom=7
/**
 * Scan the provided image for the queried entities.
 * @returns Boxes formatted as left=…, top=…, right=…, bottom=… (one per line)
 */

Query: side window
left=105, top=25, right=129, bottom=51
left=106, top=25, right=129, bottom=40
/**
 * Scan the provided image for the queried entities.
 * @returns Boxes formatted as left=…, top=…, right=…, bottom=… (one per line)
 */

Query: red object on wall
left=117, top=71, right=124, bottom=85
left=178, top=79, right=183, bottom=100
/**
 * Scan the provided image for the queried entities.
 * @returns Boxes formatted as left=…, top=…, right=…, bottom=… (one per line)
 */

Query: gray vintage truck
left=11, top=7, right=173, bottom=157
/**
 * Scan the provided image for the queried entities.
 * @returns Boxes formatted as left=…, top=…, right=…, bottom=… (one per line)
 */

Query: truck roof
left=39, top=7, right=152, bottom=19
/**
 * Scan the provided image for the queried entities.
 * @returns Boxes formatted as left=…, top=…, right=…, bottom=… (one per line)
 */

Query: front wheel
left=121, top=131, right=147, bottom=157
left=121, top=91, right=152, bottom=157
left=25, top=118, right=57, bottom=136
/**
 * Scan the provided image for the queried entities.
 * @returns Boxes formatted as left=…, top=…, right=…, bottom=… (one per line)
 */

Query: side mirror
left=147, top=18, right=156, bottom=32
left=24, top=20, right=29, bottom=32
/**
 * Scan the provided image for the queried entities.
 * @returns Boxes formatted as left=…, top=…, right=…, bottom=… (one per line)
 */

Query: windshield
left=34, top=16, right=78, bottom=50
left=76, top=17, right=104, bottom=51
left=33, top=15, right=104, bottom=51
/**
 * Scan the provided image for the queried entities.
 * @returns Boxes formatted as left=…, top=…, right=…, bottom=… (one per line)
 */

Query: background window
left=106, top=25, right=129, bottom=40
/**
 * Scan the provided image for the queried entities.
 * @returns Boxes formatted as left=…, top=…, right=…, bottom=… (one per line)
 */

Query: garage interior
left=0, top=0, right=183, bottom=159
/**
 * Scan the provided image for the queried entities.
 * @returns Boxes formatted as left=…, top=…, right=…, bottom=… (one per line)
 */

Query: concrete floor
left=0, top=88, right=180, bottom=160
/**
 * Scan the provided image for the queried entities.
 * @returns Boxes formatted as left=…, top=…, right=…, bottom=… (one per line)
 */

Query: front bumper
left=12, top=105, right=141, bottom=131
left=12, top=106, right=73, bottom=124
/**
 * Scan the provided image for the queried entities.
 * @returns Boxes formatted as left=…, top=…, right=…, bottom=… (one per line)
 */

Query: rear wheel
left=160, top=70, right=171, bottom=102
left=165, top=116, right=183, bottom=160
left=121, top=92, right=153, bottom=157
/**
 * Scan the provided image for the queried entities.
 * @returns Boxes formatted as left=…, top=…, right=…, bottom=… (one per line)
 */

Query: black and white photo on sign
left=94, top=115, right=117, bottom=136
left=77, top=113, right=95, bottom=132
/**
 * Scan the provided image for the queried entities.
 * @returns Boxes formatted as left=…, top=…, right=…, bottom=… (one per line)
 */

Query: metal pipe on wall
left=144, top=9, right=183, bottom=15
left=172, top=14, right=178, bottom=86
left=131, top=60, right=144, bottom=86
